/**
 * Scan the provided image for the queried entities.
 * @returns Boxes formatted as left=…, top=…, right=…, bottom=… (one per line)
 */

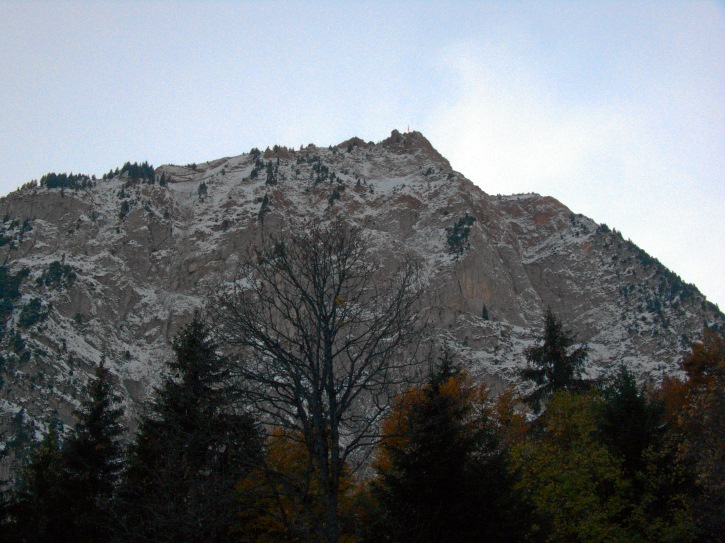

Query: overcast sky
left=1, top=1, right=723, bottom=307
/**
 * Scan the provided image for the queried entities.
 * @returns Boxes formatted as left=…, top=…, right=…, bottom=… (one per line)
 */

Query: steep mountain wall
left=0, top=130, right=721, bottom=475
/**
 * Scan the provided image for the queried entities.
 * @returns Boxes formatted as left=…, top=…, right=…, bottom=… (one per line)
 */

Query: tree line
left=0, top=220, right=722, bottom=542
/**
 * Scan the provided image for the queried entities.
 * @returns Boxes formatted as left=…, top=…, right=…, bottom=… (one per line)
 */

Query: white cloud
left=425, top=37, right=725, bottom=308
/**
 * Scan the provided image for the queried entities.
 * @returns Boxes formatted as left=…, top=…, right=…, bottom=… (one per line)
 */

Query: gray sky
left=1, top=1, right=723, bottom=308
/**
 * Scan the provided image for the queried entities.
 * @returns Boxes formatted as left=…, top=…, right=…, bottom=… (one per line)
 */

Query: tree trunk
left=323, top=478, right=340, bottom=543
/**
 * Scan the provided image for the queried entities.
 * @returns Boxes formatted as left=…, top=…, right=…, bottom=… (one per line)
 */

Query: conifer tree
left=597, top=366, right=697, bottom=541
left=0, top=424, right=70, bottom=542
left=1, top=361, right=124, bottom=543
left=62, top=359, right=125, bottom=542
left=521, top=309, right=588, bottom=413
left=598, top=365, right=663, bottom=476
left=368, top=353, right=532, bottom=542
left=118, top=315, right=261, bottom=543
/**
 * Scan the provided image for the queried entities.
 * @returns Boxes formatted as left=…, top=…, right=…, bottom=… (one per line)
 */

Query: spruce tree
left=118, top=316, right=261, bottom=543
left=1, top=361, right=124, bottom=543
left=62, top=359, right=125, bottom=542
left=598, top=367, right=696, bottom=541
left=598, top=365, right=663, bottom=476
left=0, top=424, right=70, bottom=542
left=521, top=309, right=588, bottom=413
left=369, top=353, right=531, bottom=542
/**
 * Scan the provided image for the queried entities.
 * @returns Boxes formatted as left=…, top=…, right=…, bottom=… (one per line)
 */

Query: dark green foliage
left=595, top=366, right=697, bottom=540
left=598, top=366, right=664, bottom=476
left=249, top=158, right=266, bottom=180
left=39, top=172, right=92, bottom=190
left=328, top=185, right=343, bottom=206
left=18, top=298, right=48, bottom=328
left=118, top=316, right=261, bottom=543
left=446, top=215, right=476, bottom=256
left=0, top=230, right=13, bottom=248
left=198, top=181, right=208, bottom=198
left=0, top=424, right=69, bottom=542
left=265, top=161, right=277, bottom=185
left=10, top=329, right=25, bottom=354
left=2, top=411, right=34, bottom=469
left=0, top=266, right=28, bottom=303
left=482, top=304, right=489, bottom=320
left=521, top=309, right=588, bottom=413
left=312, top=159, right=330, bottom=184
left=257, top=193, right=271, bottom=223
left=36, top=261, right=76, bottom=288
left=369, top=356, right=532, bottom=543
left=0, top=266, right=29, bottom=340
left=119, top=200, right=130, bottom=219
left=1, top=362, right=124, bottom=542
left=104, top=161, right=155, bottom=183
left=61, top=361, right=125, bottom=542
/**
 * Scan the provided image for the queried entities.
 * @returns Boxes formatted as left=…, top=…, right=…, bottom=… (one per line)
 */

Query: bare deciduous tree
left=211, top=219, right=423, bottom=543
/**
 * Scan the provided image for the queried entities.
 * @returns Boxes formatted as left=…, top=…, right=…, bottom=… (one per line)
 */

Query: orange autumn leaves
left=235, top=328, right=723, bottom=542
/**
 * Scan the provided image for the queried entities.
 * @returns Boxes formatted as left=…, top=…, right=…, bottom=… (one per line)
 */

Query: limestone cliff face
left=0, top=130, right=721, bottom=473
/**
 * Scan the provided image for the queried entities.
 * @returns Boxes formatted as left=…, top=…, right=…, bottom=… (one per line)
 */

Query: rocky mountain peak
left=336, top=136, right=370, bottom=150
left=0, top=131, right=721, bottom=476
left=381, top=129, right=452, bottom=170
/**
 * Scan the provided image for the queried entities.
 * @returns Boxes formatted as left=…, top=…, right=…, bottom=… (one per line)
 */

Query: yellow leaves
left=265, top=429, right=310, bottom=474
left=237, top=429, right=362, bottom=542
left=373, top=369, right=498, bottom=474
left=510, top=391, right=632, bottom=543
left=490, top=385, right=528, bottom=447
left=373, top=387, right=425, bottom=474
left=237, top=429, right=318, bottom=541
left=657, top=330, right=724, bottom=491
left=669, top=328, right=725, bottom=522
left=682, top=327, right=724, bottom=389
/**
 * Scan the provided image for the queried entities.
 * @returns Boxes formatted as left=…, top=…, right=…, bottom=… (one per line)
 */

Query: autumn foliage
left=237, top=429, right=359, bottom=542
left=363, top=356, right=533, bottom=542
left=1, top=312, right=722, bottom=542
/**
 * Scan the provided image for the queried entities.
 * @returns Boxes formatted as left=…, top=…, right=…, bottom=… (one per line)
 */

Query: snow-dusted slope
left=0, top=130, right=721, bottom=474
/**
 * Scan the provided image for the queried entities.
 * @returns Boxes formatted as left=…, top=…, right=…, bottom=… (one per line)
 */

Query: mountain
left=0, top=129, right=721, bottom=475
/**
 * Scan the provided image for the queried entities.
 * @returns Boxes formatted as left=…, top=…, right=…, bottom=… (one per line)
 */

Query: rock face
left=0, top=130, right=721, bottom=474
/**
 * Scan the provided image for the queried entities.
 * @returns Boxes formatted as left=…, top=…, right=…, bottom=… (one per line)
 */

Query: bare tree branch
left=210, top=218, right=424, bottom=543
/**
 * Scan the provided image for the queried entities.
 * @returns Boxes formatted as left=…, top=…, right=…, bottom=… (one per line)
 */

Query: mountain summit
left=0, top=130, right=721, bottom=472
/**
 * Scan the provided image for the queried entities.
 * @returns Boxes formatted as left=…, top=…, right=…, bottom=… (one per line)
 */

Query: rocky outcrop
left=0, top=131, right=721, bottom=475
